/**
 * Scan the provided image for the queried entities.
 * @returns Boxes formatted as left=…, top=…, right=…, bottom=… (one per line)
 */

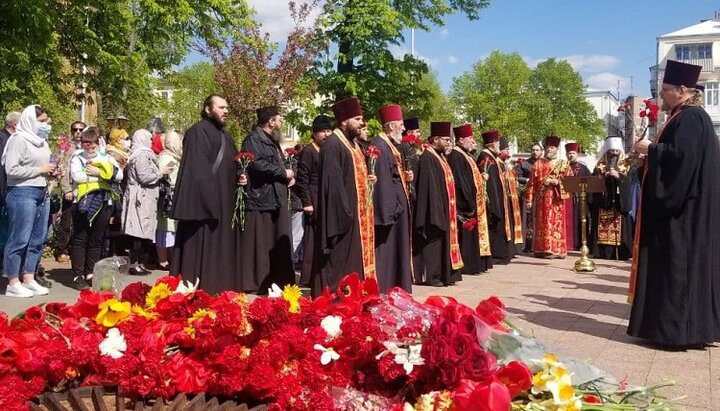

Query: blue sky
left=189, top=0, right=720, bottom=99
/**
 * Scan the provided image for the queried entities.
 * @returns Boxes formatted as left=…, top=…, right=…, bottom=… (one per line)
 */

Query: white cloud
left=586, top=72, right=632, bottom=95
left=389, top=45, right=440, bottom=68
left=559, top=55, right=620, bottom=73
left=440, top=28, right=450, bottom=39
left=246, top=0, right=320, bottom=42
left=448, top=55, right=459, bottom=65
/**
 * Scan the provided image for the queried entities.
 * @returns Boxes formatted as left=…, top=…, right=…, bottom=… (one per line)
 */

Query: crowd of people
left=2, top=59, right=720, bottom=351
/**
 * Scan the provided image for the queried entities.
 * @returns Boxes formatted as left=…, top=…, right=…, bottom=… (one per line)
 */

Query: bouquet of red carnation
left=639, top=98, right=660, bottom=127
left=232, top=152, right=255, bottom=230
left=365, top=145, right=381, bottom=205
left=461, top=216, right=478, bottom=231
left=401, top=134, right=421, bottom=147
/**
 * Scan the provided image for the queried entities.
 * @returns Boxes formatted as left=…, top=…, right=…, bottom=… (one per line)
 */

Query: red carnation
left=121, top=282, right=151, bottom=306
left=285, top=148, right=299, bottom=157
left=234, top=152, right=255, bottom=163
left=462, top=217, right=478, bottom=231
left=365, top=145, right=381, bottom=159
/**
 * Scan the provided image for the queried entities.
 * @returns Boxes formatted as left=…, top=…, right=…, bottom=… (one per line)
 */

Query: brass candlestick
left=574, top=182, right=596, bottom=272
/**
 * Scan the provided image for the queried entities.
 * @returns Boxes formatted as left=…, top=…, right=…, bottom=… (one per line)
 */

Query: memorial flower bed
left=0, top=274, right=676, bottom=410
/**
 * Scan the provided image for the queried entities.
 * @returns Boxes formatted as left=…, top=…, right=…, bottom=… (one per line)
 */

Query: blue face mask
left=37, top=123, right=52, bottom=139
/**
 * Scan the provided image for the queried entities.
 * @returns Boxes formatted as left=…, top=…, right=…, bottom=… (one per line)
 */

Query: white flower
left=99, top=328, right=127, bottom=359
left=174, top=278, right=200, bottom=295
left=314, top=344, right=340, bottom=365
left=268, top=283, right=282, bottom=298
left=377, top=342, right=424, bottom=375
left=320, top=315, right=343, bottom=339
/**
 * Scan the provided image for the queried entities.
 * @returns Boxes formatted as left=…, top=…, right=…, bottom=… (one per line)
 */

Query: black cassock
left=478, top=150, right=513, bottom=264
left=413, top=148, right=461, bottom=286
left=312, top=131, right=367, bottom=297
left=588, top=160, right=632, bottom=260
left=569, top=161, right=592, bottom=250
left=296, top=143, right=320, bottom=286
left=628, top=105, right=720, bottom=347
left=447, top=148, right=492, bottom=274
left=371, top=135, right=412, bottom=293
left=170, top=118, right=242, bottom=294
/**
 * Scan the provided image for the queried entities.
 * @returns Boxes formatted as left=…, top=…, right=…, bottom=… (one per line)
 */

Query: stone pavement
left=1, top=253, right=716, bottom=410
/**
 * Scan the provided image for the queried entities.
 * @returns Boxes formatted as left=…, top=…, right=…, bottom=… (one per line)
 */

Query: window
left=676, top=45, right=691, bottom=60
left=698, top=44, right=713, bottom=59
left=705, top=82, right=718, bottom=106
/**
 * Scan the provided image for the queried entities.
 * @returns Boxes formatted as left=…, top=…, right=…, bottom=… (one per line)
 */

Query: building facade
left=583, top=89, right=623, bottom=139
left=655, top=17, right=720, bottom=133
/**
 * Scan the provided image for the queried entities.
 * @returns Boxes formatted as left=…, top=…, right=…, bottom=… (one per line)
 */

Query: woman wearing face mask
left=69, top=126, right=123, bottom=290
left=2, top=105, right=56, bottom=297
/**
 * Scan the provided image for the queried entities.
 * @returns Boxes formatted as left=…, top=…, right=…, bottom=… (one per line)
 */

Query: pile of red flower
left=0, top=274, right=533, bottom=410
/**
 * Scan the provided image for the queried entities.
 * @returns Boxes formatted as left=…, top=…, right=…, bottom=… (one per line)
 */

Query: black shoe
left=35, top=275, right=53, bottom=288
left=129, top=266, right=150, bottom=276
left=138, top=264, right=152, bottom=274
left=71, top=276, right=90, bottom=291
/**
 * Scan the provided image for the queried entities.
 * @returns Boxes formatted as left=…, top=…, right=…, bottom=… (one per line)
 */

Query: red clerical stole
left=427, top=147, right=464, bottom=270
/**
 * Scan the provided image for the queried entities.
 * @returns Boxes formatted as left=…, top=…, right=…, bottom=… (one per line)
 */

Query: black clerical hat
left=311, top=115, right=332, bottom=132
left=403, top=117, right=420, bottom=131
left=499, top=138, right=509, bottom=150
left=663, top=60, right=702, bottom=88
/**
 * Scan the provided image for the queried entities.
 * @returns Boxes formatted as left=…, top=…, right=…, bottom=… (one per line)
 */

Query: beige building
left=653, top=16, right=720, bottom=133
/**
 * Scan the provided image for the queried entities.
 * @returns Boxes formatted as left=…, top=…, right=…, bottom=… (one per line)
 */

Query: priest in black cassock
left=413, top=122, right=463, bottom=286
left=312, top=97, right=376, bottom=297
left=628, top=59, right=720, bottom=348
left=296, top=115, right=332, bottom=286
left=170, top=95, right=246, bottom=294
left=239, top=106, right=295, bottom=293
left=447, top=123, right=492, bottom=275
left=477, top=129, right=514, bottom=265
left=371, top=104, right=413, bottom=292
left=564, top=142, right=591, bottom=251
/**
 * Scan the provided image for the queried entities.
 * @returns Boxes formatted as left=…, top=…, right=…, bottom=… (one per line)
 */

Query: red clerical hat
left=565, top=142, right=579, bottom=152
left=544, top=135, right=561, bottom=148
left=430, top=122, right=452, bottom=137
left=663, top=60, right=702, bottom=88
left=332, top=97, right=363, bottom=123
left=481, top=129, right=500, bottom=144
left=453, top=123, right=473, bottom=139
left=378, top=104, right=403, bottom=124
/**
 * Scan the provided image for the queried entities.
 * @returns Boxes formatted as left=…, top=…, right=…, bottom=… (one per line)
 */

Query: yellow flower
left=96, top=298, right=131, bottom=327
left=184, top=325, right=196, bottom=339
left=145, top=283, right=172, bottom=309
left=132, top=305, right=158, bottom=320
left=282, top=284, right=302, bottom=313
left=188, top=308, right=216, bottom=324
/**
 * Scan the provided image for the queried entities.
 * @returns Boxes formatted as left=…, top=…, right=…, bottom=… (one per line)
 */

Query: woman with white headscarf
left=122, top=129, right=170, bottom=275
left=2, top=105, right=57, bottom=297
left=155, top=130, right=182, bottom=269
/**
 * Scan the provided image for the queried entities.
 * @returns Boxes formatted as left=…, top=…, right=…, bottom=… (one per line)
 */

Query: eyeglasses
left=72, top=128, right=84, bottom=132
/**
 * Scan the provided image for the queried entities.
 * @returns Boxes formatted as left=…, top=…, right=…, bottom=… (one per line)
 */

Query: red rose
left=453, top=376, right=511, bottom=411
left=475, top=297, right=507, bottom=329
left=121, top=282, right=151, bottom=306
left=447, top=332, right=475, bottom=365
left=463, top=347, right=497, bottom=381
left=422, top=335, right=450, bottom=367
left=495, top=360, right=533, bottom=398
left=424, top=295, right=459, bottom=309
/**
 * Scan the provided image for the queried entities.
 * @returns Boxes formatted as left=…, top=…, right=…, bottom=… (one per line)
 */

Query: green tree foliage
left=451, top=52, right=606, bottom=150
left=0, top=0, right=253, bottom=123
left=312, top=0, right=489, bottom=118
left=404, top=70, right=457, bottom=138
left=162, top=62, right=222, bottom=134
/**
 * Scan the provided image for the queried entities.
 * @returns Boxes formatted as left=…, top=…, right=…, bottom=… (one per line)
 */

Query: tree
left=163, top=62, right=222, bottom=133
left=450, top=52, right=605, bottom=150
left=451, top=51, right=532, bottom=142
left=312, top=0, right=489, bottom=118
left=209, top=1, right=322, bottom=135
left=527, top=59, right=605, bottom=151
left=0, top=0, right=254, bottom=125
left=405, top=70, right=457, bottom=137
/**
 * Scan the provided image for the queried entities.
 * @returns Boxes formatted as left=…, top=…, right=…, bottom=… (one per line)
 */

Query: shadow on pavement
left=521, top=294, right=629, bottom=319
left=506, top=306, right=621, bottom=340
left=44, top=267, right=75, bottom=289
left=553, top=279, right=628, bottom=296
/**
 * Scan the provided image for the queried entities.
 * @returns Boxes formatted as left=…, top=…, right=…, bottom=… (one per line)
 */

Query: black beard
left=209, top=112, right=226, bottom=128
left=345, top=125, right=361, bottom=140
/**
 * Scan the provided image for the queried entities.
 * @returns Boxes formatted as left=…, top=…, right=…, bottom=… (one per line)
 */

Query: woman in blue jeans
left=2, top=104, right=56, bottom=298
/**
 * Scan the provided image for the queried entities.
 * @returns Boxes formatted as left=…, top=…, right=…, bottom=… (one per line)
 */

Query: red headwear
left=565, top=142, right=579, bottom=152
left=430, top=122, right=452, bottom=137
left=453, top=123, right=473, bottom=139
left=481, top=129, right=500, bottom=144
left=332, top=97, right=363, bottom=123
left=378, top=104, right=403, bottom=124
left=544, top=135, right=561, bottom=148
